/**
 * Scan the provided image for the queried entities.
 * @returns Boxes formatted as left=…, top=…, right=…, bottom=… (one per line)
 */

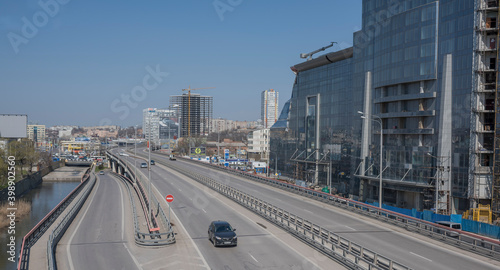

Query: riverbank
left=0, top=200, right=31, bottom=228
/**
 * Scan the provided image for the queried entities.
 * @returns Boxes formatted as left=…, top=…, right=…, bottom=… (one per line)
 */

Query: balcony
left=373, top=92, right=436, bottom=104
left=378, top=110, right=435, bottom=118
left=381, top=128, right=434, bottom=135
left=478, top=1, right=499, bottom=11
left=475, top=124, right=495, bottom=133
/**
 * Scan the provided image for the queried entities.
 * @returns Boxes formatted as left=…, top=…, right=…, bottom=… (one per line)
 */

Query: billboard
left=190, top=147, right=206, bottom=156
left=0, top=114, right=27, bottom=138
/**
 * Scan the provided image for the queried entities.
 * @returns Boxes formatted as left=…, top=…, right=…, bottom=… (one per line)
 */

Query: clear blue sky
left=1, top=0, right=362, bottom=127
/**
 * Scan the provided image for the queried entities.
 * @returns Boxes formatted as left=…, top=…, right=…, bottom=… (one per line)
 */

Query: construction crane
left=181, top=86, right=215, bottom=139
left=300, top=42, right=337, bottom=61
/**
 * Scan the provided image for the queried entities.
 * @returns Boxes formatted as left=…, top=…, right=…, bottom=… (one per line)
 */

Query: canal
left=0, top=180, right=79, bottom=270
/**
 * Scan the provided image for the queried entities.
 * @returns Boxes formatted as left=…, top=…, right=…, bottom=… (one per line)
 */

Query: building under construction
left=169, top=93, right=213, bottom=137
left=270, top=0, right=500, bottom=221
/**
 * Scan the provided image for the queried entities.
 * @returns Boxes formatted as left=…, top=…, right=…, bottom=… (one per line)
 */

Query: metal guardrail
left=179, top=156, right=500, bottom=260
left=159, top=158, right=412, bottom=270
left=17, top=167, right=92, bottom=270
left=106, top=151, right=175, bottom=246
left=112, top=172, right=175, bottom=246
left=47, top=172, right=97, bottom=270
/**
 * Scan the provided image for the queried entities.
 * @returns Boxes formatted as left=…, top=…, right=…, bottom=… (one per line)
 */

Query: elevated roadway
left=117, top=149, right=340, bottom=270
left=142, top=150, right=500, bottom=270
left=56, top=170, right=207, bottom=269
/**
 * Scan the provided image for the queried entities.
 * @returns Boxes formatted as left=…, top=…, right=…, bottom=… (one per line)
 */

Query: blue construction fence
left=365, top=202, right=500, bottom=240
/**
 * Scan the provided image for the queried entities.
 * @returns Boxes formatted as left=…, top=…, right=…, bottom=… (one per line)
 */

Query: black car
left=208, top=220, right=237, bottom=247
left=150, top=160, right=155, bottom=165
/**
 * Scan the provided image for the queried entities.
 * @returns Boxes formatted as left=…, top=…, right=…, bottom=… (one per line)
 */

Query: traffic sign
left=166, top=194, right=174, bottom=203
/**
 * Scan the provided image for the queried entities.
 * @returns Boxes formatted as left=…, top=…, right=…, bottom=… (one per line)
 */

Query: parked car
left=99, top=171, right=104, bottom=175
left=208, top=220, right=237, bottom=247
left=140, top=162, right=148, bottom=168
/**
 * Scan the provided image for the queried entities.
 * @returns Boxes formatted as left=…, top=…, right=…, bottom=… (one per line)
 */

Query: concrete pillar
left=359, top=71, right=373, bottom=201
left=438, top=54, right=453, bottom=214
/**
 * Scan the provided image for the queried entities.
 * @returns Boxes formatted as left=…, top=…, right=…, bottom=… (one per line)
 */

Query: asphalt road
left=56, top=172, right=141, bottom=270
left=125, top=153, right=329, bottom=270
left=147, top=152, right=500, bottom=270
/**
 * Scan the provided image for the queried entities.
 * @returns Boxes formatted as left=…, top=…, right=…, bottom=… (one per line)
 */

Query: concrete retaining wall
left=0, top=161, right=64, bottom=202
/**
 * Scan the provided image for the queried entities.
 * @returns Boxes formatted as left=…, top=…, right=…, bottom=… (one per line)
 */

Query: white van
left=435, top=221, right=461, bottom=237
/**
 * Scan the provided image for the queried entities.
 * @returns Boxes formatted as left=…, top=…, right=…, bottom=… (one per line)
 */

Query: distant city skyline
left=0, top=1, right=362, bottom=127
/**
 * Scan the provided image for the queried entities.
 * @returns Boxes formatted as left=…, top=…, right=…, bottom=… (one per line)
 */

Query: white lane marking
left=202, top=209, right=207, bottom=214
left=178, top=188, right=182, bottom=191
left=200, top=184, right=323, bottom=270
left=115, top=177, right=125, bottom=240
left=249, top=253, right=259, bottom=263
left=67, top=176, right=100, bottom=270
left=122, top=243, right=143, bottom=270
left=303, top=209, right=313, bottom=214
left=344, top=226, right=356, bottom=231
left=410, top=252, right=433, bottom=262
left=113, top=176, right=143, bottom=269
left=150, top=183, right=210, bottom=269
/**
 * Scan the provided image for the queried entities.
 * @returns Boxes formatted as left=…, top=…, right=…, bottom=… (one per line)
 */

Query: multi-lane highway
left=54, top=147, right=500, bottom=270
left=56, top=170, right=141, bottom=270
left=142, top=150, right=500, bottom=270
left=120, top=149, right=337, bottom=270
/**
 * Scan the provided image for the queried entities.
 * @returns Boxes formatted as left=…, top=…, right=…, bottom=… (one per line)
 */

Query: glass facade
left=272, top=0, right=497, bottom=213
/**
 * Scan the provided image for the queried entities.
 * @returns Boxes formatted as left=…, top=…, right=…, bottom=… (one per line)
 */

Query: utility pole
left=134, top=125, right=137, bottom=184
left=148, top=115, right=152, bottom=216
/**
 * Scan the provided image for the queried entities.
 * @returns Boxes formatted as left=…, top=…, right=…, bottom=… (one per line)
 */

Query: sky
left=1, top=0, right=362, bottom=127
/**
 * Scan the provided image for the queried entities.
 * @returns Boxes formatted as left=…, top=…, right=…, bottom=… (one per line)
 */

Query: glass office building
left=271, top=0, right=500, bottom=215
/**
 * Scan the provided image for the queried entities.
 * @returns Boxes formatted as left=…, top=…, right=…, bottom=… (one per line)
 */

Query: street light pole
left=134, top=125, right=137, bottom=184
left=359, top=111, right=383, bottom=209
left=275, top=152, right=278, bottom=179
left=148, top=116, right=152, bottom=215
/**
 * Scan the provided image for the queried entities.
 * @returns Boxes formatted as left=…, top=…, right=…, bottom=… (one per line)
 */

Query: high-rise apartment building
left=261, top=89, right=279, bottom=128
left=143, top=108, right=160, bottom=141
left=170, top=94, right=213, bottom=137
left=143, top=108, right=178, bottom=141
left=27, top=125, right=46, bottom=145
left=270, top=0, right=500, bottom=217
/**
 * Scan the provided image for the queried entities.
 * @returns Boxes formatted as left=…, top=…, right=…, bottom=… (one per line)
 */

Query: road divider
left=106, top=151, right=175, bottom=246
left=158, top=158, right=412, bottom=270
left=178, top=156, right=500, bottom=260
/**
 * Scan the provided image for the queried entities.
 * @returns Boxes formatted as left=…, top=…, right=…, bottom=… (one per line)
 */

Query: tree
left=0, top=148, right=7, bottom=187
left=8, top=139, right=39, bottom=177
left=118, top=126, right=135, bottom=138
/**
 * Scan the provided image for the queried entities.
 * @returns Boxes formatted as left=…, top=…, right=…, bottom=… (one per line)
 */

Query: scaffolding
left=472, top=0, right=499, bottom=211
left=492, top=0, right=500, bottom=220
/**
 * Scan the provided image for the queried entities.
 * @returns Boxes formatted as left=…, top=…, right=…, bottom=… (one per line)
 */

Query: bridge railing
left=159, top=158, right=412, bottom=270
left=106, top=151, right=175, bottom=246
left=178, top=156, right=500, bottom=260
left=17, top=167, right=92, bottom=270
left=47, top=171, right=97, bottom=270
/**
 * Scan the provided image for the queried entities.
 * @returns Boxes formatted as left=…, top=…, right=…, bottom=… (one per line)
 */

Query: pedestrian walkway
left=43, top=167, right=88, bottom=182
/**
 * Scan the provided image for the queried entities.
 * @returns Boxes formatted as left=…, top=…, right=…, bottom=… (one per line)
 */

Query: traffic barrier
left=106, top=152, right=175, bottom=246
left=176, top=156, right=500, bottom=260
left=160, top=158, right=412, bottom=270
left=18, top=167, right=92, bottom=270
left=47, top=172, right=96, bottom=270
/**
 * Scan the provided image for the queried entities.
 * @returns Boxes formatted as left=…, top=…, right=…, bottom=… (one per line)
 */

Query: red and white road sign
left=166, top=194, right=174, bottom=203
